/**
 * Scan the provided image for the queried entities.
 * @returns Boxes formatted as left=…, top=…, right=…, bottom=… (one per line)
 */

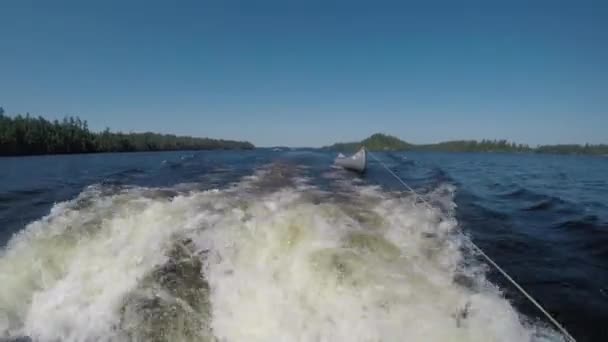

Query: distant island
left=0, top=108, right=254, bottom=156
left=325, top=133, right=608, bottom=156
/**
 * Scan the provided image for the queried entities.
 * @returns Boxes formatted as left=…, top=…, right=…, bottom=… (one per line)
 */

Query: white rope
left=367, top=151, right=576, bottom=342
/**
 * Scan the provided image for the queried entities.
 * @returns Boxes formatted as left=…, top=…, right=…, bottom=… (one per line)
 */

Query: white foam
left=197, top=186, right=557, bottom=342
left=0, top=177, right=564, bottom=341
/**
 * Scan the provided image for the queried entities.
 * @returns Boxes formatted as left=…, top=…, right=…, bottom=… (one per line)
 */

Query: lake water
left=0, top=150, right=606, bottom=342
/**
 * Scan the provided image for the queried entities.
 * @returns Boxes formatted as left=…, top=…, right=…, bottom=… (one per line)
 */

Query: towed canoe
left=334, top=147, right=366, bottom=172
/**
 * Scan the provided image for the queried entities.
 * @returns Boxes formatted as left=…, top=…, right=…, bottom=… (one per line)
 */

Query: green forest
left=3, top=107, right=606, bottom=157
left=328, top=133, right=413, bottom=152
left=325, top=133, right=608, bottom=155
left=0, top=108, right=254, bottom=156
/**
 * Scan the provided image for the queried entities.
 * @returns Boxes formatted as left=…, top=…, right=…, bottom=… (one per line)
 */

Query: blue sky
left=1, top=0, right=606, bottom=147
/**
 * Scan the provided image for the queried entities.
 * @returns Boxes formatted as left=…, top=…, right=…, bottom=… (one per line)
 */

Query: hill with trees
left=325, top=133, right=413, bottom=151
left=0, top=107, right=254, bottom=156
left=325, top=133, right=608, bottom=155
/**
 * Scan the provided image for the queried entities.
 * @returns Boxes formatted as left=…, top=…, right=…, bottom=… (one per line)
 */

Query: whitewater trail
left=0, top=164, right=563, bottom=342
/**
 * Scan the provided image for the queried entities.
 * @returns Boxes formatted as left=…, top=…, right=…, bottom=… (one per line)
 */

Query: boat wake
left=0, top=164, right=564, bottom=341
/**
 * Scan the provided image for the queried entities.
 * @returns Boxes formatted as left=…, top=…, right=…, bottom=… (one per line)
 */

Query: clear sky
left=1, top=0, right=606, bottom=147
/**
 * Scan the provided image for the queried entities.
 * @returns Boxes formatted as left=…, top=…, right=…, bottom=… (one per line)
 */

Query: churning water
left=0, top=150, right=606, bottom=341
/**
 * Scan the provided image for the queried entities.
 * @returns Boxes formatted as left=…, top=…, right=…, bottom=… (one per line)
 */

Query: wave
left=521, top=197, right=570, bottom=213
left=552, top=214, right=608, bottom=262
left=104, top=168, right=147, bottom=179
left=554, top=215, right=601, bottom=231
left=493, top=187, right=578, bottom=215
left=497, top=187, right=541, bottom=200
left=0, top=188, right=52, bottom=203
left=522, top=200, right=555, bottom=212
left=0, top=167, right=564, bottom=341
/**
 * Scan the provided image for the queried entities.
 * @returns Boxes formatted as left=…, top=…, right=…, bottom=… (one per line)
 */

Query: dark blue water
left=0, top=150, right=606, bottom=341
left=379, top=152, right=608, bottom=342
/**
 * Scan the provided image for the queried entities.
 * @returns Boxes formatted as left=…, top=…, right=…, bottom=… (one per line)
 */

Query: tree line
left=325, top=133, right=608, bottom=155
left=417, top=139, right=533, bottom=153
left=0, top=107, right=254, bottom=156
